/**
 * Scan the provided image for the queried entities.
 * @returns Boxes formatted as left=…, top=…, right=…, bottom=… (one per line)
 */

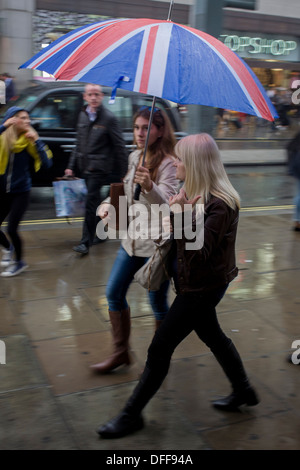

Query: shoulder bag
left=134, top=234, right=175, bottom=292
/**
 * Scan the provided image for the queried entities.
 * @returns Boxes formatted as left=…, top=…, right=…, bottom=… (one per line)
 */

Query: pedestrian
left=0, top=106, right=53, bottom=277
left=287, top=131, right=300, bottom=231
left=97, top=133, right=259, bottom=438
left=90, top=106, right=178, bottom=373
left=65, top=83, right=128, bottom=255
left=0, top=73, right=16, bottom=103
left=0, top=79, right=5, bottom=105
left=286, top=134, right=300, bottom=367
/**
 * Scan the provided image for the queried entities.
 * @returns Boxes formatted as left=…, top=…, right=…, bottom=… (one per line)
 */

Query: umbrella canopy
left=20, top=18, right=277, bottom=121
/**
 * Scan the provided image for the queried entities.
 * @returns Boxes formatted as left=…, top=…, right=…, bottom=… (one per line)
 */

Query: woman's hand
left=134, top=166, right=153, bottom=192
left=98, top=203, right=111, bottom=219
left=25, top=129, right=39, bottom=142
left=3, top=116, right=17, bottom=128
left=169, top=188, right=201, bottom=213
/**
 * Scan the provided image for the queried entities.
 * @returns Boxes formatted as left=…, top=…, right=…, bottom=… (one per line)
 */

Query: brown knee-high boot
left=90, top=308, right=131, bottom=373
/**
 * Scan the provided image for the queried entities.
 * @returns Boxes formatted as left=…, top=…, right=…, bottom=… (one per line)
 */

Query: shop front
left=219, top=31, right=300, bottom=89
left=215, top=30, right=300, bottom=137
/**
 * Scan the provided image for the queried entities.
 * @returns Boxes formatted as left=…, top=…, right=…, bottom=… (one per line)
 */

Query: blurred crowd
left=214, top=86, right=300, bottom=140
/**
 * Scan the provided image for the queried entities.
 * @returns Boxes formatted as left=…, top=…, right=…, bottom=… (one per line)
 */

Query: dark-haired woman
left=90, top=107, right=178, bottom=373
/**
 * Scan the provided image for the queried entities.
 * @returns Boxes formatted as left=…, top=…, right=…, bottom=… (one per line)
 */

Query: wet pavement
left=1, top=210, right=299, bottom=451
left=0, top=147, right=300, bottom=451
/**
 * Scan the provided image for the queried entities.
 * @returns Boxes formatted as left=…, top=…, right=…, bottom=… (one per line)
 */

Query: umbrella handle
left=134, top=97, right=157, bottom=200
left=134, top=183, right=142, bottom=200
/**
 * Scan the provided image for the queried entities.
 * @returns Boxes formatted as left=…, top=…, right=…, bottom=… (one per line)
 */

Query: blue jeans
left=106, top=245, right=170, bottom=320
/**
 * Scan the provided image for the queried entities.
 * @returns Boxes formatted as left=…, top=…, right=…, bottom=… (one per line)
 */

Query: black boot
left=213, top=386, right=259, bottom=411
left=97, top=412, right=144, bottom=439
left=212, top=340, right=259, bottom=411
left=97, top=364, right=167, bottom=438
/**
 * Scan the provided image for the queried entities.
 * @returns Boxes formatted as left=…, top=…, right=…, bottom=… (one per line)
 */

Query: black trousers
left=0, top=191, right=30, bottom=261
left=146, top=286, right=230, bottom=374
left=125, top=286, right=249, bottom=416
left=80, top=174, right=105, bottom=247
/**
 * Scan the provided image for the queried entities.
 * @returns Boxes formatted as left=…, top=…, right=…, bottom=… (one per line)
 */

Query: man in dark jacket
left=65, top=83, right=128, bottom=254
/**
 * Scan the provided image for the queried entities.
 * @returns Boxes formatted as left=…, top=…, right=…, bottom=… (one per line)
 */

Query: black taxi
left=0, top=81, right=185, bottom=185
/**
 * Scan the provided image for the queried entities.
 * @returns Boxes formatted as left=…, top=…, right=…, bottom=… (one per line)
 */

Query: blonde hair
left=1, top=121, right=18, bottom=155
left=1, top=110, right=32, bottom=154
left=175, top=133, right=240, bottom=210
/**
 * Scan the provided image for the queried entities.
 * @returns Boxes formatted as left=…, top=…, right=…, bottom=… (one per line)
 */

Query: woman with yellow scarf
left=0, top=106, right=52, bottom=277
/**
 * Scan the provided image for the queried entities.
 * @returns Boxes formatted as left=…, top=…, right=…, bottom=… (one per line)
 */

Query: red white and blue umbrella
left=20, top=17, right=277, bottom=121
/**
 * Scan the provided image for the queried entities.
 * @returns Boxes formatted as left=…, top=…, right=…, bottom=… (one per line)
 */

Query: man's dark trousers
left=80, top=174, right=105, bottom=247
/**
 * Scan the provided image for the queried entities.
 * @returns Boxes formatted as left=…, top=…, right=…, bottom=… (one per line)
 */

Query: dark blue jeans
left=106, top=245, right=169, bottom=320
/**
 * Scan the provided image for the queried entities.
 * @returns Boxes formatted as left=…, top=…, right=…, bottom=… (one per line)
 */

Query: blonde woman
left=0, top=106, right=52, bottom=277
left=98, top=133, right=259, bottom=439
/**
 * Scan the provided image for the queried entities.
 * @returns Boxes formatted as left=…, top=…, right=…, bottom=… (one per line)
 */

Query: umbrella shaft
left=134, top=96, right=157, bottom=200
left=167, top=0, right=174, bottom=21
left=140, top=96, right=157, bottom=167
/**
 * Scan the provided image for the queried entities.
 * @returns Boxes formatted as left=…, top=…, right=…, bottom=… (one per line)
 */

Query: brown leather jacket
left=171, top=195, right=239, bottom=294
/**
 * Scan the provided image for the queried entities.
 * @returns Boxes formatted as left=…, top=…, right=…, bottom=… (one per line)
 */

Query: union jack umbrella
left=19, top=18, right=277, bottom=122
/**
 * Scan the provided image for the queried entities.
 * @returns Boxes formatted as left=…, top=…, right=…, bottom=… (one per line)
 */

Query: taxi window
left=30, top=93, right=81, bottom=129
left=102, top=95, right=133, bottom=129
left=0, top=91, right=41, bottom=120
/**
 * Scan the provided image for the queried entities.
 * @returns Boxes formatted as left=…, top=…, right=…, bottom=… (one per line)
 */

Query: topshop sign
left=220, top=32, right=299, bottom=61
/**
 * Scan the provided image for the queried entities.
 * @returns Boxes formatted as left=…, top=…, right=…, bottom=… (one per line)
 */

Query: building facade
left=1, top=0, right=299, bottom=126
left=1, top=1, right=300, bottom=88
left=222, top=2, right=300, bottom=91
